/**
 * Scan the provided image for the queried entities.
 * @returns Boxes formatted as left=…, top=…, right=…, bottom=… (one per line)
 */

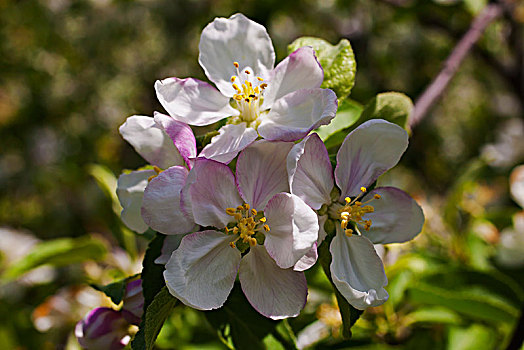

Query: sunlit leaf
left=315, top=99, right=363, bottom=141
left=358, top=92, right=413, bottom=131
left=2, top=236, right=107, bottom=280
left=447, top=324, right=496, bottom=350
left=288, top=37, right=356, bottom=100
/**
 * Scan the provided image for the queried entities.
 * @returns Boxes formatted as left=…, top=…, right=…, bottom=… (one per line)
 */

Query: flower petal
left=164, top=230, right=241, bottom=310
left=264, top=193, right=318, bottom=269
left=258, top=88, right=338, bottom=142
left=199, top=123, right=258, bottom=164
left=154, top=234, right=186, bottom=265
left=119, top=115, right=184, bottom=168
left=199, top=13, right=275, bottom=97
left=293, top=243, right=318, bottom=272
left=155, top=78, right=238, bottom=126
left=117, top=170, right=156, bottom=234
left=141, top=166, right=196, bottom=235
left=335, top=119, right=408, bottom=199
left=262, top=47, right=323, bottom=109
left=154, top=112, right=196, bottom=168
left=236, top=140, right=293, bottom=210
left=330, top=228, right=388, bottom=310
left=360, top=187, right=424, bottom=244
left=239, top=245, right=307, bottom=319
left=287, top=133, right=333, bottom=210
left=189, top=159, right=243, bottom=228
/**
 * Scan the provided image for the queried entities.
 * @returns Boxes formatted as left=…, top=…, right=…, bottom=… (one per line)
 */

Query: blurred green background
left=1, top=0, right=523, bottom=349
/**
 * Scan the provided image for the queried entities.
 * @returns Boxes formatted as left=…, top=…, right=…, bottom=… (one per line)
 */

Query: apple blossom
left=155, top=13, right=338, bottom=161
left=287, top=119, right=424, bottom=309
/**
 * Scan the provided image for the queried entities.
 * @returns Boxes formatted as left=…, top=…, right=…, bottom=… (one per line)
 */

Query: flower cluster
left=115, top=13, right=424, bottom=322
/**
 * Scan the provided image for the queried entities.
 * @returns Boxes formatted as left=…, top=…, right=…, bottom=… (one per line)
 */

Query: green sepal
left=90, top=273, right=140, bottom=305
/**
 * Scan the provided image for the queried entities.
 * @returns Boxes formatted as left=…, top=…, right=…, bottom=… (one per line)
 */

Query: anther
left=232, top=84, right=239, bottom=90
left=231, top=76, right=236, bottom=82
left=244, top=70, right=250, bottom=74
left=360, top=187, right=367, bottom=193
left=226, top=208, right=237, bottom=215
left=345, top=197, right=351, bottom=204
left=257, top=77, right=263, bottom=81
left=229, top=242, right=236, bottom=248
left=251, top=209, right=257, bottom=216
left=153, top=166, right=162, bottom=174
left=259, top=217, right=266, bottom=223
left=374, top=194, right=381, bottom=199
left=263, top=224, right=270, bottom=232
left=244, top=203, right=250, bottom=211
left=345, top=229, right=353, bottom=236
left=233, top=62, right=239, bottom=68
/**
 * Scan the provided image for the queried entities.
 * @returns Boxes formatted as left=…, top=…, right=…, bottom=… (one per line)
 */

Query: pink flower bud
left=75, top=307, right=130, bottom=350
left=122, top=279, right=144, bottom=325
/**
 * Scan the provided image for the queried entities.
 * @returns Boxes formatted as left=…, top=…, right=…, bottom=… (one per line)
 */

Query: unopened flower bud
left=122, top=279, right=144, bottom=325
left=75, top=307, right=129, bottom=350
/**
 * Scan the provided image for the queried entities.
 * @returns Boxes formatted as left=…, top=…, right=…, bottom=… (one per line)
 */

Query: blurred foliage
left=1, top=0, right=524, bottom=349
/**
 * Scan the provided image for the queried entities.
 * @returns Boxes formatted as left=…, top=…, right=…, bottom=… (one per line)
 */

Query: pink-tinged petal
left=287, top=133, right=333, bottom=210
left=236, top=140, right=293, bottom=210
left=335, top=119, right=408, bottom=199
left=293, top=243, right=318, bottom=272
left=119, top=115, right=184, bottom=168
left=199, top=123, right=258, bottom=164
left=141, top=166, right=196, bottom=235
left=317, top=214, right=329, bottom=245
left=189, top=159, right=243, bottom=228
left=154, top=234, right=185, bottom=265
left=154, top=112, right=196, bottom=168
left=258, top=88, right=338, bottom=142
left=198, top=13, right=275, bottom=97
left=360, top=187, right=424, bottom=244
left=330, top=228, right=388, bottom=310
left=264, top=193, right=318, bottom=269
left=164, top=230, right=241, bottom=310
left=239, top=245, right=307, bottom=319
left=117, top=170, right=156, bottom=234
left=155, top=78, right=238, bottom=126
left=262, top=47, right=323, bottom=109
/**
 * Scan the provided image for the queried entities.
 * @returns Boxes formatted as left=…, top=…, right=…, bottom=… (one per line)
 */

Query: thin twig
left=409, top=4, right=504, bottom=128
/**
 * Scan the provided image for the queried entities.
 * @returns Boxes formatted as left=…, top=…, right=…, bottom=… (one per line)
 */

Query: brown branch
left=409, top=4, right=504, bottom=128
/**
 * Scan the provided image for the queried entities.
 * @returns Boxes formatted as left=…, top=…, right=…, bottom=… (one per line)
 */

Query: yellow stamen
left=259, top=217, right=266, bottom=223
left=360, top=187, right=367, bottom=193
left=263, top=224, right=270, bottom=232
left=257, top=77, right=263, bottom=81
left=251, top=208, right=257, bottom=216
left=233, top=62, right=239, bottom=68
left=226, top=208, right=237, bottom=215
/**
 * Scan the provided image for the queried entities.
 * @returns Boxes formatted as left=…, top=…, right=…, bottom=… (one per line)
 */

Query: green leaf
left=2, top=236, right=107, bottom=280
left=408, top=283, right=519, bottom=323
left=141, top=233, right=167, bottom=308
left=358, top=92, right=413, bottom=131
left=288, top=37, right=356, bottom=100
left=318, top=237, right=363, bottom=339
left=132, top=287, right=178, bottom=350
left=131, top=233, right=167, bottom=350
left=404, top=307, right=462, bottom=326
left=88, top=164, right=122, bottom=215
left=315, top=99, right=363, bottom=141
left=447, top=324, right=496, bottom=350
left=91, top=274, right=140, bottom=305
left=204, top=283, right=282, bottom=350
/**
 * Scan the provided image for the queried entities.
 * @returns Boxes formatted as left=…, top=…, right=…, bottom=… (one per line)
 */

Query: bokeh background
left=1, top=0, right=523, bottom=349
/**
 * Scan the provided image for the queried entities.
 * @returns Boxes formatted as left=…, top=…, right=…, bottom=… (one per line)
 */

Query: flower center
left=229, top=62, right=267, bottom=126
left=225, top=203, right=270, bottom=249
left=336, top=187, right=381, bottom=236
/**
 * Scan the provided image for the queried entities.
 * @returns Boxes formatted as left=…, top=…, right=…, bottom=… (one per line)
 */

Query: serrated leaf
left=204, top=283, right=281, bottom=350
left=288, top=37, right=356, bottom=100
left=2, top=236, right=107, bottom=280
left=91, top=274, right=140, bottom=305
left=315, top=99, right=363, bottom=141
left=408, top=283, right=519, bottom=323
left=317, top=237, right=363, bottom=339
left=132, top=287, right=178, bottom=350
left=359, top=92, right=413, bottom=131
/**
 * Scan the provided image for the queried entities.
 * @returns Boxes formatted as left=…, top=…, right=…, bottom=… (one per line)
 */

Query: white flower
left=155, top=13, right=338, bottom=163
left=287, top=119, right=425, bottom=309
left=141, top=140, right=319, bottom=318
